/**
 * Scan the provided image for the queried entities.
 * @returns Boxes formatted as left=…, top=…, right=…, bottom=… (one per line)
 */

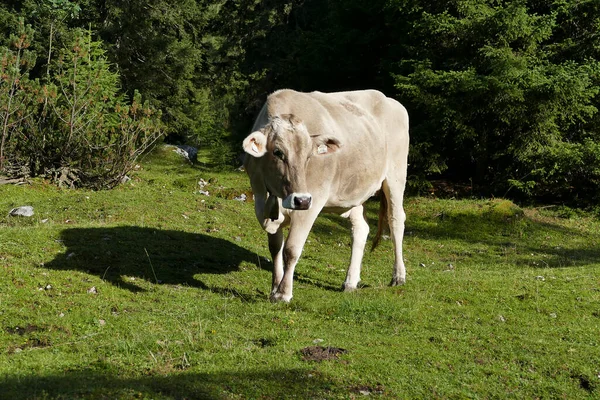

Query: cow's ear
left=243, top=131, right=268, bottom=157
left=314, top=137, right=342, bottom=155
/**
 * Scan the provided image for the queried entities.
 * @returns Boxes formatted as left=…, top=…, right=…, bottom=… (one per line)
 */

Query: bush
left=0, top=19, right=37, bottom=176
left=0, top=22, right=164, bottom=188
left=508, top=139, right=600, bottom=203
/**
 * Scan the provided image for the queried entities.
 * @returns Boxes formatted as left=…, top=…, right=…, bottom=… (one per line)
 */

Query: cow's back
left=307, top=90, right=409, bottom=183
left=267, top=89, right=407, bottom=148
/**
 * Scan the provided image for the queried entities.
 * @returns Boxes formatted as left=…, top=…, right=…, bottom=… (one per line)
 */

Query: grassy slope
left=1, top=146, right=599, bottom=399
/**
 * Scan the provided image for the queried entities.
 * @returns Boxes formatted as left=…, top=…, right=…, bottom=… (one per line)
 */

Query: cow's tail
left=371, top=190, right=388, bottom=251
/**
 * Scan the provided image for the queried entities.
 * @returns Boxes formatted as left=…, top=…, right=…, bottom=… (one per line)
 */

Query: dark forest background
left=1, top=0, right=599, bottom=204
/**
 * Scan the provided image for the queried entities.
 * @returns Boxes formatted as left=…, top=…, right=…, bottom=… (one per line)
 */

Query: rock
left=173, top=145, right=198, bottom=162
left=233, top=193, right=247, bottom=201
left=9, top=206, right=34, bottom=217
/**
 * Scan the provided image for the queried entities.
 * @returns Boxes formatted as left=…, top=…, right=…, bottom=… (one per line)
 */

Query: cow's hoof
left=390, top=277, right=406, bottom=286
left=342, top=283, right=358, bottom=292
left=270, top=292, right=292, bottom=303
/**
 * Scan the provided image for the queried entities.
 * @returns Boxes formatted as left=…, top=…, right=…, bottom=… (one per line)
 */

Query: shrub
left=0, top=22, right=164, bottom=188
left=0, top=19, right=37, bottom=175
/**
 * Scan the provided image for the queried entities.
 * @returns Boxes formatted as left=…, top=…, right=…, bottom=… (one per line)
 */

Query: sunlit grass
left=1, top=145, right=599, bottom=399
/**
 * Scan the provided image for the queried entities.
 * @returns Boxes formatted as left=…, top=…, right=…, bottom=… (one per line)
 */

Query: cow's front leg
left=268, top=229, right=284, bottom=296
left=342, top=205, right=369, bottom=291
left=270, top=210, right=319, bottom=302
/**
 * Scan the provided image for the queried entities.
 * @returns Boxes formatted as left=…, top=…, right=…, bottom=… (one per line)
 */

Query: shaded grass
left=1, top=145, right=599, bottom=399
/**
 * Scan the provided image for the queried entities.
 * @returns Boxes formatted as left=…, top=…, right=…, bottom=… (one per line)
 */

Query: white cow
left=243, top=89, right=409, bottom=302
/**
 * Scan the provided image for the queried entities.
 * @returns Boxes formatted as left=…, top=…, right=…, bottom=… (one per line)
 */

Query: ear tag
left=317, top=144, right=328, bottom=155
left=251, top=142, right=259, bottom=154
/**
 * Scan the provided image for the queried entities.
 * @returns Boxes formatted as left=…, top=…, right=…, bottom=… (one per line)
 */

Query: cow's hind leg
left=382, top=176, right=407, bottom=286
left=342, top=205, right=369, bottom=292
left=268, top=229, right=284, bottom=296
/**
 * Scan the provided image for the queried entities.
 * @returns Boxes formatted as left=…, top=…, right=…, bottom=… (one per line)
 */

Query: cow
left=243, top=89, right=409, bottom=302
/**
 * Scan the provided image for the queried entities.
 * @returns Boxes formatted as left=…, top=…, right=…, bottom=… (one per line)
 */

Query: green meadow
left=1, top=146, right=599, bottom=399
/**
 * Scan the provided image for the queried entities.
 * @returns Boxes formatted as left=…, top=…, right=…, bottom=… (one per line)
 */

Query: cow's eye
left=273, top=148, right=285, bottom=160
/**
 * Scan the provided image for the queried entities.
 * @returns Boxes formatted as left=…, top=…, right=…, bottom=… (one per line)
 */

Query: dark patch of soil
left=428, top=179, right=475, bottom=198
left=24, top=337, right=52, bottom=348
left=576, top=375, right=595, bottom=393
left=300, top=346, right=347, bottom=362
left=7, top=337, right=52, bottom=354
left=5, top=325, right=42, bottom=335
left=255, top=337, right=277, bottom=348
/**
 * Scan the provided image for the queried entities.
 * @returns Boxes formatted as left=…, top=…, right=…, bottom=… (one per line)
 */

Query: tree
left=81, top=0, right=294, bottom=167
left=387, top=0, right=600, bottom=202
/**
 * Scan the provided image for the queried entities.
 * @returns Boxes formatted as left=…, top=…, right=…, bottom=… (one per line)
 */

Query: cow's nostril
left=294, top=196, right=312, bottom=210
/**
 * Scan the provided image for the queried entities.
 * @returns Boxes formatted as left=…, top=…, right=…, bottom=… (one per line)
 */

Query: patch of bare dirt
left=428, top=179, right=475, bottom=198
left=5, top=325, right=43, bottom=335
left=299, top=346, right=347, bottom=362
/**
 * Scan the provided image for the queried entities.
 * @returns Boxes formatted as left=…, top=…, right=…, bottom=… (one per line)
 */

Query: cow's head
left=243, top=114, right=341, bottom=210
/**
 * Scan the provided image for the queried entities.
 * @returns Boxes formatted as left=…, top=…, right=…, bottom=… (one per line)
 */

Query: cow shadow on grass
left=44, top=226, right=267, bottom=296
left=1, top=366, right=354, bottom=399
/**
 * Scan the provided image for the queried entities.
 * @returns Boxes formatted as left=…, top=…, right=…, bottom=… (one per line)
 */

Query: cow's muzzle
left=282, top=193, right=312, bottom=210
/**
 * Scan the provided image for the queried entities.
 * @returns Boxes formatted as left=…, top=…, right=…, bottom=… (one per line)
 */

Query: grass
left=1, top=145, right=599, bottom=399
